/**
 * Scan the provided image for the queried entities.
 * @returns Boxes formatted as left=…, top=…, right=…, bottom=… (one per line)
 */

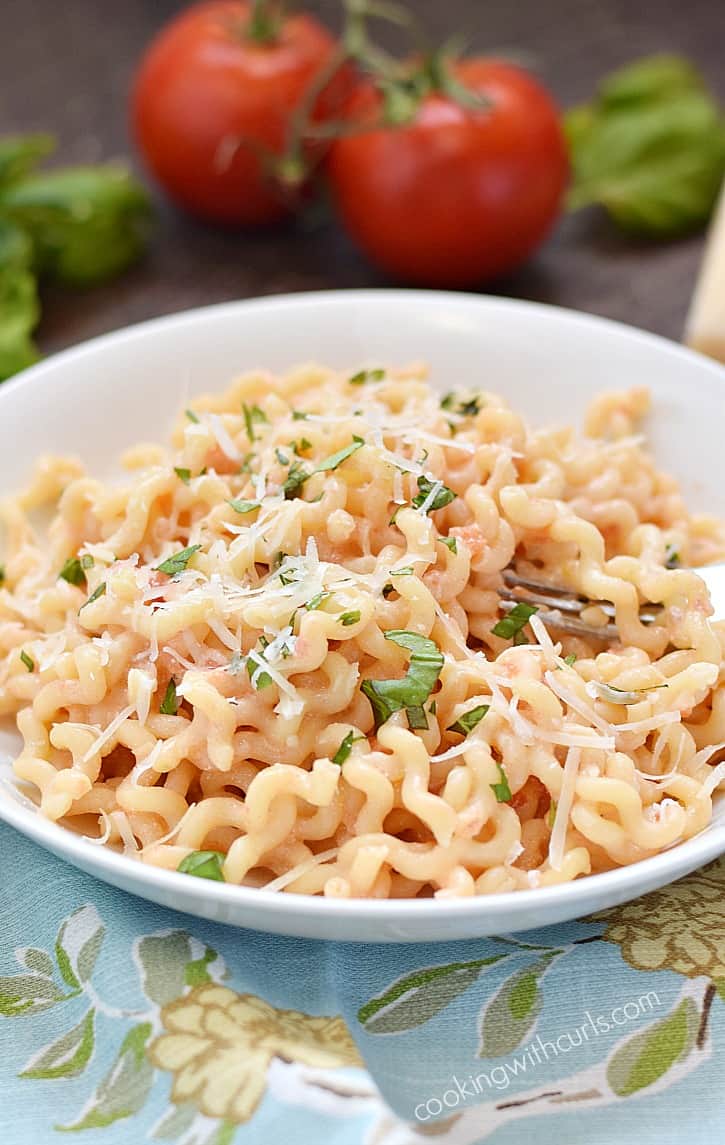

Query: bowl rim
left=2, top=287, right=725, bottom=928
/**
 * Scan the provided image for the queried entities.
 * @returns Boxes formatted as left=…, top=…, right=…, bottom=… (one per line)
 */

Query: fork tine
left=501, top=568, right=661, bottom=626
left=497, top=599, right=618, bottom=641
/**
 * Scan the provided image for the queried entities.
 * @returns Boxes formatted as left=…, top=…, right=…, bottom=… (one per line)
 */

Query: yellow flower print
left=594, top=858, right=725, bottom=980
left=149, top=984, right=362, bottom=1123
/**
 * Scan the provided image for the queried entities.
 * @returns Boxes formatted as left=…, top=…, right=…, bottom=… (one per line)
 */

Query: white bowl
left=2, top=290, right=724, bottom=942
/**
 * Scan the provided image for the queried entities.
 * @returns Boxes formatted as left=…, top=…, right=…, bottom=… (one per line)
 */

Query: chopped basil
left=564, top=653, right=577, bottom=667
left=492, top=602, right=539, bottom=642
left=59, top=557, right=86, bottom=587
left=382, top=583, right=395, bottom=599
left=440, top=536, right=458, bottom=554
left=159, top=678, right=178, bottom=715
left=361, top=630, right=443, bottom=731
left=315, top=436, right=364, bottom=473
left=185, top=408, right=200, bottom=424
left=291, top=409, right=308, bottom=420
left=412, top=475, right=457, bottom=513
left=81, top=554, right=94, bottom=570
left=391, top=566, right=414, bottom=577
left=448, top=704, right=490, bottom=736
left=290, top=437, right=312, bottom=455
left=332, top=731, right=354, bottom=765
left=429, top=700, right=437, bottom=715
left=547, top=799, right=558, bottom=830
left=227, top=499, right=260, bottom=515
left=242, top=402, right=268, bottom=443
left=389, top=505, right=403, bottom=526
left=665, top=543, right=680, bottom=569
left=441, top=392, right=482, bottom=417
left=177, top=850, right=225, bottom=881
left=348, top=367, right=385, bottom=385
left=589, top=681, right=667, bottom=705
left=239, top=453, right=256, bottom=473
left=279, top=567, right=301, bottom=586
left=406, top=705, right=429, bottom=730
left=247, top=638, right=272, bottom=690
left=275, top=447, right=290, bottom=466
left=0, top=565, right=5, bottom=586
left=491, top=763, right=512, bottom=802
left=283, top=461, right=309, bottom=499
left=80, top=582, right=106, bottom=611
left=20, top=649, right=34, bottom=672
left=306, top=591, right=331, bottom=611
left=156, top=544, right=202, bottom=576
left=339, top=610, right=361, bottom=627
left=174, top=467, right=191, bottom=485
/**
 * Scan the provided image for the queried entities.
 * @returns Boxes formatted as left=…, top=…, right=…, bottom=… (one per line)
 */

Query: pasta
left=3, top=362, right=725, bottom=899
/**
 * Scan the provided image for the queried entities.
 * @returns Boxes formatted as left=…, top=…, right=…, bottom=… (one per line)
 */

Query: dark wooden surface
left=2, top=0, right=724, bottom=353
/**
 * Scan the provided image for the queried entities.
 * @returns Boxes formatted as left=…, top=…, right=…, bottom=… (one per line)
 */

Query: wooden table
left=2, top=0, right=724, bottom=354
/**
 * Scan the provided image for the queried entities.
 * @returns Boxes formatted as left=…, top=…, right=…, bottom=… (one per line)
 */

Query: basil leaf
left=361, top=630, right=443, bottom=731
left=566, top=54, right=725, bottom=237
left=185, top=409, right=200, bottom=424
left=291, top=409, right=308, bottom=420
left=492, top=602, right=538, bottom=641
left=80, top=555, right=94, bottom=570
left=315, top=437, right=364, bottom=473
left=665, top=543, right=680, bottom=568
left=332, top=731, right=354, bottom=765
left=275, top=447, right=290, bottom=466
left=242, top=402, right=268, bottom=443
left=306, top=591, right=331, bottom=611
left=227, top=499, right=260, bottom=515
left=349, top=368, right=385, bottom=385
left=283, top=461, right=310, bottom=499
left=412, top=475, right=456, bottom=513
left=339, top=610, right=360, bottom=627
left=406, top=705, right=428, bottom=731
left=174, top=467, right=191, bottom=485
left=491, top=763, right=512, bottom=802
left=80, top=582, right=106, bottom=611
left=563, top=653, right=577, bottom=667
left=547, top=799, right=558, bottom=830
left=159, top=678, right=178, bottom=716
left=177, top=851, right=225, bottom=882
left=448, top=704, right=489, bottom=737
left=0, top=565, right=6, bottom=586
left=1, top=164, right=151, bottom=285
left=59, top=557, right=86, bottom=587
left=155, top=544, right=201, bottom=577
left=246, top=647, right=272, bottom=691
left=440, top=536, right=458, bottom=554
left=20, top=649, right=34, bottom=672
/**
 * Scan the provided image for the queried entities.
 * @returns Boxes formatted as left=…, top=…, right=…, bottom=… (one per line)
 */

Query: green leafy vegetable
left=491, top=762, right=512, bottom=802
left=20, top=650, right=34, bottom=672
left=306, top=591, right=331, bottom=611
left=177, top=851, right=225, bottom=882
left=0, top=134, right=54, bottom=188
left=227, top=498, right=260, bottom=515
left=59, top=557, right=86, bottom=587
left=242, top=402, right=268, bottom=443
left=291, top=409, right=308, bottom=420
left=563, top=653, right=577, bottom=667
left=361, top=630, right=443, bottom=730
left=566, top=54, right=725, bottom=237
left=246, top=640, right=273, bottom=691
left=159, top=678, right=178, bottom=716
left=440, top=392, right=482, bottom=417
left=156, top=544, right=201, bottom=577
left=339, top=610, right=361, bottom=626
left=665, top=543, right=680, bottom=568
left=275, top=447, right=290, bottom=466
left=412, top=475, right=457, bottom=513
left=0, top=565, right=5, bottom=586
left=315, top=436, right=364, bottom=472
left=547, top=799, right=558, bottom=830
left=491, top=602, right=538, bottom=642
left=174, top=467, right=191, bottom=485
left=1, top=164, right=151, bottom=285
left=448, top=704, right=489, bottom=737
left=348, top=367, right=385, bottom=385
left=80, top=582, right=106, bottom=611
left=81, top=554, right=94, bottom=570
left=185, top=408, right=200, bottom=424
left=440, top=536, right=458, bottom=554
left=283, top=437, right=364, bottom=499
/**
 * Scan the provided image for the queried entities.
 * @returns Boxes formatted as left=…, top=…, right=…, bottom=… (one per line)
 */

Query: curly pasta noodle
left=3, top=365, right=725, bottom=898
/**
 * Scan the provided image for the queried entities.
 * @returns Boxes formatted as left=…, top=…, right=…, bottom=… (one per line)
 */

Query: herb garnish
left=564, top=653, right=577, bottom=667
left=306, top=591, right=331, bottom=611
left=349, top=367, right=385, bottom=385
left=0, top=565, right=5, bottom=586
left=492, top=602, right=539, bottom=644
left=156, top=544, right=202, bottom=577
left=448, top=704, right=490, bottom=736
left=291, top=410, right=308, bottom=421
left=339, top=610, right=361, bottom=626
left=246, top=638, right=273, bottom=690
left=441, top=392, right=482, bottom=417
left=491, top=763, right=512, bottom=802
left=315, top=436, right=364, bottom=472
left=177, top=851, right=225, bottom=881
left=20, top=649, right=34, bottom=672
left=440, top=536, right=458, bottom=554
left=80, top=582, right=106, bottom=611
left=81, top=554, right=94, bottom=570
left=227, top=499, right=260, bottom=515
left=665, top=543, right=680, bottom=568
left=174, top=467, right=191, bottom=485
left=59, top=557, right=87, bottom=587
left=361, top=630, right=443, bottom=731
left=283, top=437, right=364, bottom=499
left=332, top=730, right=362, bottom=765
left=412, top=475, right=457, bottom=513
left=547, top=799, right=558, bottom=830
left=185, top=409, right=200, bottom=424
left=160, top=678, right=179, bottom=716
left=275, top=447, right=290, bottom=466
left=242, top=402, right=268, bottom=443
left=382, top=583, right=395, bottom=599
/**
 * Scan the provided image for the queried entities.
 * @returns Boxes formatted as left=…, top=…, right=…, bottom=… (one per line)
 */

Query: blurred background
left=1, top=0, right=724, bottom=357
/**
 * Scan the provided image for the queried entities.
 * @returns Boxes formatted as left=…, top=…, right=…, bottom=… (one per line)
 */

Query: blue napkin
left=1, top=820, right=723, bottom=1145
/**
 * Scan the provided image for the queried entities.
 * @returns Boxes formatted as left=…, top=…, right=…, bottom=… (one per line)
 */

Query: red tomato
left=327, top=60, right=569, bottom=286
left=132, top=1, right=350, bottom=225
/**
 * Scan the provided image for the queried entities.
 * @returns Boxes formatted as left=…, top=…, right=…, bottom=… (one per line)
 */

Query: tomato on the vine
left=132, top=1, right=351, bottom=225
left=327, top=59, right=569, bottom=286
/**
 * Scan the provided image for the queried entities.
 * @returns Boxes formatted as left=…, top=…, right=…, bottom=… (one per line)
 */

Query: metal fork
left=498, top=563, right=725, bottom=642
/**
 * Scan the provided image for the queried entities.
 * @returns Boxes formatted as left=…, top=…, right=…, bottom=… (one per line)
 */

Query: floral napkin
left=1, top=819, right=723, bottom=1145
